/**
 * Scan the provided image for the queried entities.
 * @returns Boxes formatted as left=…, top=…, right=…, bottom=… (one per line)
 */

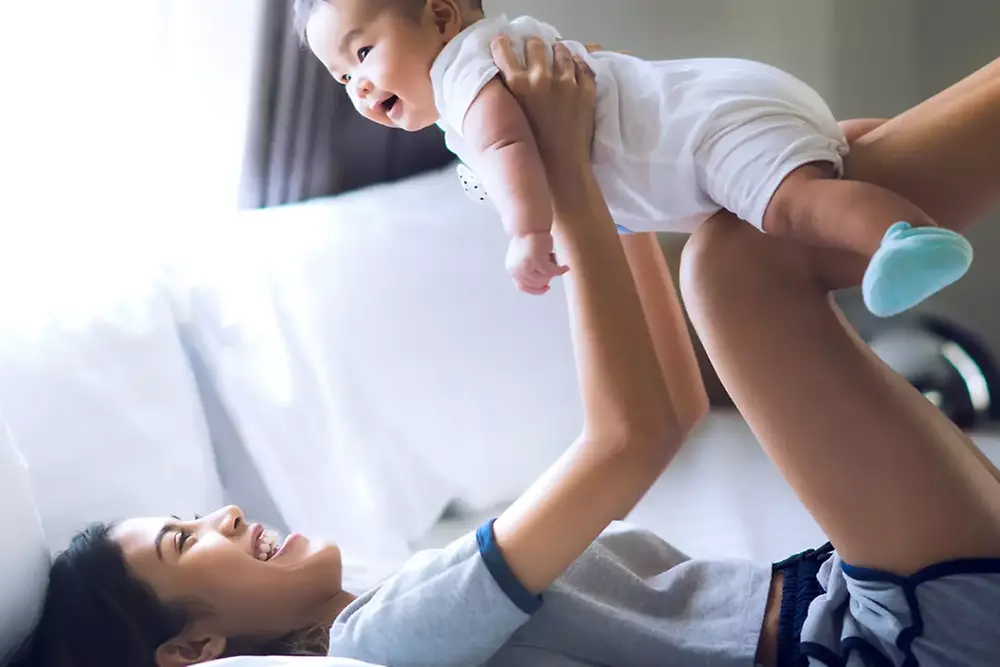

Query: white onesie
left=431, top=14, right=850, bottom=234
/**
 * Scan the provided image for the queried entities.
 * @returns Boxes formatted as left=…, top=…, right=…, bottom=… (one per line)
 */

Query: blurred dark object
left=238, top=0, right=455, bottom=209
left=868, top=316, right=1000, bottom=430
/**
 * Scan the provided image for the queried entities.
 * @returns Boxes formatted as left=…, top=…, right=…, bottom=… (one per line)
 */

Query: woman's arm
left=577, top=42, right=708, bottom=435
left=490, top=38, right=684, bottom=595
left=621, top=233, right=709, bottom=437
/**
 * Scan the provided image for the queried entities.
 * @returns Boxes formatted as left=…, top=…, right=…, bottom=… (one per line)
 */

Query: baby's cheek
left=348, top=95, right=368, bottom=119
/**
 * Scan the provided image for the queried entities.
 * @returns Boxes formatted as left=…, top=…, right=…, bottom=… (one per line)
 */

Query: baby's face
left=306, top=0, right=450, bottom=131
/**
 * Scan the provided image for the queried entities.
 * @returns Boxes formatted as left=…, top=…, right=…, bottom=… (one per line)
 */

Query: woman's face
left=114, top=506, right=347, bottom=647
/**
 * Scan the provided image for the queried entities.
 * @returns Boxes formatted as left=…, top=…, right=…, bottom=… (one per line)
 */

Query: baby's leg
left=764, top=163, right=932, bottom=255
left=764, top=165, right=973, bottom=317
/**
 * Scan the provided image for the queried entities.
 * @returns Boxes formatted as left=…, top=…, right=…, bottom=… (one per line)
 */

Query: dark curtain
left=238, top=1, right=456, bottom=209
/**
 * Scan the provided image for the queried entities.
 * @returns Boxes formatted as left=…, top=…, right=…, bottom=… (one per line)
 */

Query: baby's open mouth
left=381, top=95, right=399, bottom=114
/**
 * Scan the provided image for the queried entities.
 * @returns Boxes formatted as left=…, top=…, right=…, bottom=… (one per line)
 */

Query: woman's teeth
left=257, top=530, right=279, bottom=561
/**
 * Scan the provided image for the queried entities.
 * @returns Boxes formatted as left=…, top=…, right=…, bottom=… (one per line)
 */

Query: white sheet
left=0, top=410, right=48, bottom=664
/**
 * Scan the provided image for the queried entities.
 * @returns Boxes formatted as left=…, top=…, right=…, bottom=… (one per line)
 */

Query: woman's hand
left=490, top=36, right=597, bottom=174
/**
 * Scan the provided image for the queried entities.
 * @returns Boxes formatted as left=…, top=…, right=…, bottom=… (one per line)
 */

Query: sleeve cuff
left=476, top=519, right=543, bottom=614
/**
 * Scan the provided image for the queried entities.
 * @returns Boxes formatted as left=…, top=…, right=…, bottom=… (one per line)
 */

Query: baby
left=297, top=0, right=973, bottom=316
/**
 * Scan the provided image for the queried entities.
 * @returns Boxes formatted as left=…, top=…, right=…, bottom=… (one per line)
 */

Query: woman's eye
left=358, top=46, right=371, bottom=62
left=177, top=530, right=192, bottom=553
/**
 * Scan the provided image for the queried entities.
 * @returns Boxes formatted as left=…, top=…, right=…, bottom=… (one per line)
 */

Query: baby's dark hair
left=24, top=523, right=328, bottom=666
left=293, top=0, right=484, bottom=42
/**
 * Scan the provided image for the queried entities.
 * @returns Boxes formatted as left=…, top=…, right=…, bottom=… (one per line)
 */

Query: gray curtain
left=239, top=1, right=456, bottom=209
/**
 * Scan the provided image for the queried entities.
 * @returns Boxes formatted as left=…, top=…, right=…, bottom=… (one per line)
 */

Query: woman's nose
left=215, top=505, right=246, bottom=536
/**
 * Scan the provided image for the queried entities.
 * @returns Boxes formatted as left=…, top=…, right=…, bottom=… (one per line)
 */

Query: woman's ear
left=155, top=629, right=226, bottom=667
left=427, top=0, right=465, bottom=41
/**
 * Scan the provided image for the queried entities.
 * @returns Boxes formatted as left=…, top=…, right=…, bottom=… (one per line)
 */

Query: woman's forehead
left=112, top=518, right=173, bottom=564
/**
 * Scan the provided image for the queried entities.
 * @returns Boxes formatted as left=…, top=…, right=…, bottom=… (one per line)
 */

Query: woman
left=26, top=40, right=1000, bottom=667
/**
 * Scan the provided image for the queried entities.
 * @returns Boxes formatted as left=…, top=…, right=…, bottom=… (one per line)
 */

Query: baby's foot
left=862, top=222, right=973, bottom=318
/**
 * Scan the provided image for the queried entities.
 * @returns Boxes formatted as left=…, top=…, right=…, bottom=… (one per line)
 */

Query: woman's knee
left=681, top=212, right=762, bottom=304
left=681, top=211, right=820, bottom=308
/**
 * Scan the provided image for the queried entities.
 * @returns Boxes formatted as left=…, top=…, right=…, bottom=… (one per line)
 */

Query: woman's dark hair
left=24, top=523, right=329, bottom=667
left=26, top=523, right=194, bottom=667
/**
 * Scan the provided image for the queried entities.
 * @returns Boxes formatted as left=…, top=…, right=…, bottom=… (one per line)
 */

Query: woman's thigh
left=680, top=210, right=1000, bottom=575
left=846, top=56, right=1000, bottom=230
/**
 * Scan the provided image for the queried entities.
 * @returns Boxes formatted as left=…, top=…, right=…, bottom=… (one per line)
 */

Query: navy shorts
left=772, top=543, right=835, bottom=667
left=772, top=542, right=1000, bottom=666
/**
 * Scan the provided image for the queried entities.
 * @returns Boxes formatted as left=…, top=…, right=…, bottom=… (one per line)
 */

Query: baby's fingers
left=548, top=253, right=570, bottom=276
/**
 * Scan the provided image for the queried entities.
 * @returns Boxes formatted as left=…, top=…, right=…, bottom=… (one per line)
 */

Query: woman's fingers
left=573, top=55, right=597, bottom=134
left=525, top=37, right=550, bottom=79
left=490, top=35, right=523, bottom=80
left=574, top=55, right=596, bottom=85
left=552, top=42, right=576, bottom=84
left=583, top=43, right=604, bottom=54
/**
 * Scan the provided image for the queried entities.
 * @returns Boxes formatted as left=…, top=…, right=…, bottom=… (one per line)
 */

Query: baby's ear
left=427, top=0, right=464, bottom=40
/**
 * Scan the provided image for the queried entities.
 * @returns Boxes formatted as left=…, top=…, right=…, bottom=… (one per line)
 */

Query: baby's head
left=296, top=0, right=484, bottom=131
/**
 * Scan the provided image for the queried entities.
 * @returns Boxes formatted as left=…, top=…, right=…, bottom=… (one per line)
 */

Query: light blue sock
left=862, top=222, right=973, bottom=318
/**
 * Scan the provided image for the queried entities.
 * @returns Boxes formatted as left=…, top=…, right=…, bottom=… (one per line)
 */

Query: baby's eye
left=358, top=46, right=372, bottom=62
left=340, top=73, right=351, bottom=84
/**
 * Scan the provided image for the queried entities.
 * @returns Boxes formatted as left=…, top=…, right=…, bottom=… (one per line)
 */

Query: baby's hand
left=505, top=233, right=569, bottom=295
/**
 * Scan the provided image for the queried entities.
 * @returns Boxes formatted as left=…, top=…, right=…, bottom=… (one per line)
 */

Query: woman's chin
left=273, top=534, right=339, bottom=565
left=300, top=539, right=343, bottom=582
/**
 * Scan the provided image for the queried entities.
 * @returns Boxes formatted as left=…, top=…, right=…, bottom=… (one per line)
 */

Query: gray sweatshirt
left=330, top=520, right=770, bottom=666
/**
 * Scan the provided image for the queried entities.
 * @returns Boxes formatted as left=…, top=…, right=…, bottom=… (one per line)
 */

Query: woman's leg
left=850, top=55, right=1000, bottom=230
left=809, top=56, right=1000, bottom=291
left=681, top=211, right=1000, bottom=574
left=621, top=233, right=708, bottom=435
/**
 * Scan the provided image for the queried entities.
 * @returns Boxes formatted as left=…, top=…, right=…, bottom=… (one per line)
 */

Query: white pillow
left=0, top=410, right=49, bottom=664
left=172, top=168, right=583, bottom=590
left=0, top=225, right=226, bottom=551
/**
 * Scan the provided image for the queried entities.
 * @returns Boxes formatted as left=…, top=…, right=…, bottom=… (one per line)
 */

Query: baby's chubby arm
left=463, top=78, right=553, bottom=243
